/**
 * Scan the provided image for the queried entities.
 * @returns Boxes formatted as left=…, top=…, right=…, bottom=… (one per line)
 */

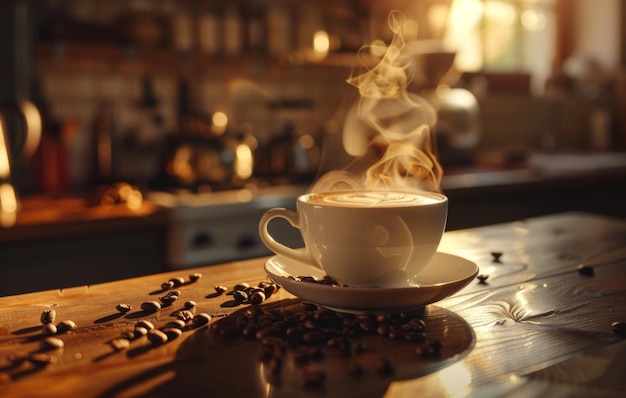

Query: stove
left=148, top=185, right=306, bottom=269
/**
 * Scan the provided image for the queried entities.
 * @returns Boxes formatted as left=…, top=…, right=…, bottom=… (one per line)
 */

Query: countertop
left=0, top=212, right=625, bottom=397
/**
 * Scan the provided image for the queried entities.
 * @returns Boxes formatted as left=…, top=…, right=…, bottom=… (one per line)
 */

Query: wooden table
left=1, top=212, right=625, bottom=397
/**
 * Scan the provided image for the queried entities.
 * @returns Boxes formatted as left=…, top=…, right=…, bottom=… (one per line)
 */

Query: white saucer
left=264, top=252, right=479, bottom=313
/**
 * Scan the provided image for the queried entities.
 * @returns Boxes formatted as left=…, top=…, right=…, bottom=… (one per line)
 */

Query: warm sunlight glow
left=235, top=143, right=253, bottom=180
left=313, top=30, right=330, bottom=57
left=212, top=111, right=229, bottom=136
left=521, top=8, right=546, bottom=31
left=436, top=362, right=473, bottom=396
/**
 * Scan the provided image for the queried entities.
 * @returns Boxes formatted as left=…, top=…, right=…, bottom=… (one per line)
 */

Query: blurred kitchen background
left=1, top=0, right=625, bottom=295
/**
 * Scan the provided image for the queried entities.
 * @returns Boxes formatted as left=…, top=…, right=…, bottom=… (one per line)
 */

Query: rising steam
left=311, top=11, right=443, bottom=194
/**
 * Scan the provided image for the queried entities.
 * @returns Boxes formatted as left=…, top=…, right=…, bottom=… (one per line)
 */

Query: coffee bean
left=234, top=282, right=250, bottom=291
left=250, top=291, right=266, bottom=305
left=188, top=272, right=202, bottom=283
left=242, top=324, right=260, bottom=338
left=491, top=251, right=503, bottom=262
left=233, top=290, right=248, bottom=303
left=165, top=319, right=186, bottom=329
left=161, top=281, right=174, bottom=290
left=163, top=327, right=183, bottom=341
left=141, top=301, right=162, bottom=313
left=170, top=290, right=182, bottom=297
left=56, top=320, right=77, bottom=333
left=577, top=264, right=595, bottom=276
left=263, top=284, right=277, bottom=298
left=183, top=300, right=196, bottom=310
left=388, top=329, right=405, bottom=340
left=377, top=323, right=392, bottom=336
left=214, top=285, right=228, bottom=294
left=116, top=304, right=132, bottom=313
left=159, top=294, right=178, bottom=306
left=42, top=323, right=57, bottom=335
left=40, top=309, right=56, bottom=325
left=301, top=302, right=318, bottom=311
left=477, top=274, right=489, bottom=283
left=177, top=310, right=194, bottom=323
left=327, top=336, right=347, bottom=349
left=169, top=277, right=185, bottom=287
left=40, top=337, right=64, bottom=351
left=133, top=326, right=149, bottom=339
left=135, top=320, right=155, bottom=331
left=193, top=313, right=212, bottom=327
left=612, top=321, right=626, bottom=337
left=256, top=327, right=285, bottom=340
left=147, top=329, right=168, bottom=346
left=110, top=338, right=130, bottom=351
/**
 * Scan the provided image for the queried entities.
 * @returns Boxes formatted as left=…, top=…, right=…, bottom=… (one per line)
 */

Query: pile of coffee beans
left=212, top=300, right=442, bottom=388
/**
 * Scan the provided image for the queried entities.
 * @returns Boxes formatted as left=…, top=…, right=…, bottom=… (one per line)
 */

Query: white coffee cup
left=258, top=190, right=448, bottom=288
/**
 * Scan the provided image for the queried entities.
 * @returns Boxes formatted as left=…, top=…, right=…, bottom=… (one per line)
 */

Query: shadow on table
left=99, top=299, right=475, bottom=397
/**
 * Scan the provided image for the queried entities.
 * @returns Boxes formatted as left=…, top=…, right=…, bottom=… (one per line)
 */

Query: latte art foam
left=305, top=191, right=444, bottom=208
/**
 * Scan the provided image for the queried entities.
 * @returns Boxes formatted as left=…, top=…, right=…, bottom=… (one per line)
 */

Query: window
left=441, top=0, right=557, bottom=94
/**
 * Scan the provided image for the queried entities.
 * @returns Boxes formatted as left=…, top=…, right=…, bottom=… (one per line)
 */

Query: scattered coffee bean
left=161, top=281, right=174, bottom=290
left=135, top=320, right=155, bottom=331
left=612, top=321, right=626, bottom=337
left=477, top=274, right=489, bottom=284
left=147, top=329, right=168, bottom=346
left=159, top=293, right=178, bottom=306
left=169, top=277, right=185, bottom=287
left=250, top=291, right=266, bottom=305
left=491, top=251, right=503, bottom=262
left=177, top=310, right=194, bottom=323
left=110, top=338, right=130, bottom=351
left=141, top=301, right=162, bottom=313
left=166, top=319, right=186, bottom=329
left=133, top=326, right=149, bottom=339
left=40, top=337, right=64, bottom=351
left=42, top=323, right=57, bottom=335
left=233, top=290, right=248, bottom=303
left=162, top=327, right=183, bottom=341
left=40, top=309, right=56, bottom=325
left=577, top=264, right=595, bottom=276
left=416, top=339, right=443, bottom=357
left=214, top=285, right=228, bottom=294
left=56, top=320, right=77, bottom=333
left=189, top=273, right=202, bottom=283
left=193, top=313, right=212, bottom=327
left=29, top=353, right=57, bottom=366
left=115, top=303, right=132, bottom=313
left=184, top=300, right=196, bottom=310
left=234, top=282, right=250, bottom=291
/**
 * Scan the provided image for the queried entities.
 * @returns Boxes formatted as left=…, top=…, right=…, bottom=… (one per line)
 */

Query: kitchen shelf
left=37, top=42, right=362, bottom=77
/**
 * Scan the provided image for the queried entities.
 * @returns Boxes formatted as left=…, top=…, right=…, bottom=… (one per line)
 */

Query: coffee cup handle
left=259, top=208, right=322, bottom=269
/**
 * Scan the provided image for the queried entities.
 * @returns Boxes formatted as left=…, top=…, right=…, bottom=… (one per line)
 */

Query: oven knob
left=191, top=231, right=214, bottom=249
left=237, top=235, right=257, bottom=250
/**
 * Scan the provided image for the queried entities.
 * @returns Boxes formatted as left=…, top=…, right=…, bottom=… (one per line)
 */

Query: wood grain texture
left=0, top=212, right=624, bottom=397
